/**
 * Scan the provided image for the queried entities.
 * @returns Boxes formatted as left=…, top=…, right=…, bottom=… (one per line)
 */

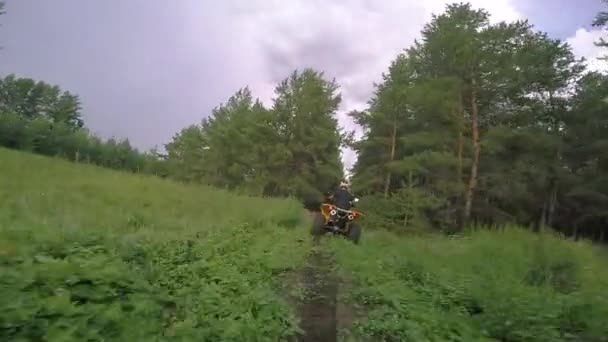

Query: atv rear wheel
left=346, top=222, right=361, bottom=244
left=310, top=212, right=326, bottom=237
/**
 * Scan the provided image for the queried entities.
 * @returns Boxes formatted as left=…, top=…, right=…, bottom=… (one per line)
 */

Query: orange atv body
left=312, top=202, right=363, bottom=244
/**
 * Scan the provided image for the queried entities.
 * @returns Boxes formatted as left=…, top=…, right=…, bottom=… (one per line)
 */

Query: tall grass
left=327, top=227, right=608, bottom=341
left=0, top=148, right=311, bottom=341
left=3, top=148, right=608, bottom=341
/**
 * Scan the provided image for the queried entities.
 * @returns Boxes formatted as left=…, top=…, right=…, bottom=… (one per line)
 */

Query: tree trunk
left=384, top=119, right=397, bottom=198
left=539, top=197, right=547, bottom=233
left=457, top=134, right=463, bottom=180
left=545, top=91, right=559, bottom=230
left=464, top=82, right=480, bottom=222
left=457, top=92, right=464, bottom=184
left=403, top=171, right=413, bottom=228
left=547, top=179, right=558, bottom=227
left=454, top=92, right=465, bottom=230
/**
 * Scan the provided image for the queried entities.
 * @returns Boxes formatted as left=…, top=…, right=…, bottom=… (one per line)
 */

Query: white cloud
left=566, top=27, right=608, bottom=73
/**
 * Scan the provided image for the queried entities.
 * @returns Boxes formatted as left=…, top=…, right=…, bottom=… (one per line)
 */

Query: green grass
left=2, top=147, right=608, bottom=341
left=0, top=148, right=311, bottom=341
left=327, top=228, right=608, bottom=341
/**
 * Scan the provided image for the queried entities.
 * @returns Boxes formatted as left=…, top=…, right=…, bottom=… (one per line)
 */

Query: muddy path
left=297, top=243, right=338, bottom=342
left=281, top=210, right=360, bottom=341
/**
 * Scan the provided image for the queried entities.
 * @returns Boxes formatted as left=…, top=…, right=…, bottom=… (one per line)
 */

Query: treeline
left=0, top=70, right=347, bottom=207
left=350, top=3, right=608, bottom=241
left=0, top=5, right=167, bottom=174
left=2, top=2, right=608, bottom=240
left=164, top=70, right=347, bottom=205
left=0, top=75, right=167, bottom=175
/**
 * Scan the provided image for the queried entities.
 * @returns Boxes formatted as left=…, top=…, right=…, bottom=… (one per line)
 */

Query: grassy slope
left=0, top=148, right=311, bottom=341
left=2, top=147, right=608, bottom=341
left=328, top=228, right=608, bottom=341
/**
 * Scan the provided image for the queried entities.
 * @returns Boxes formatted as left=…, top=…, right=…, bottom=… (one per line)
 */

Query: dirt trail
left=291, top=209, right=359, bottom=341
left=297, top=245, right=338, bottom=342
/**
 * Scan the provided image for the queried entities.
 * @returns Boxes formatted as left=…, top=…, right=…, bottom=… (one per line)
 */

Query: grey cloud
left=261, top=26, right=376, bottom=83
left=341, top=77, right=377, bottom=106
left=1, top=0, right=250, bottom=150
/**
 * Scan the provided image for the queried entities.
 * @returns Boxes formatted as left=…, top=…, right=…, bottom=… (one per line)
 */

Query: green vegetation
left=3, top=3, right=607, bottom=240
left=164, top=70, right=347, bottom=206
left=0, top=148, right=311, bottom=341
left=350, top=3, right=607, bottom=239
left=0, top=74, right=167, bottom=176
left=328, top=229, right=608, bottom=341
left=2, top=1, right=608, bottom=341
left=2, top=148, right=608, bottom=341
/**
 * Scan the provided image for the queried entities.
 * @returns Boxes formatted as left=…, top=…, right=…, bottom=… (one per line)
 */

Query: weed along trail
left=297, top=240, right=339, bottom=342
left=4, top=149, right=608, bottom=341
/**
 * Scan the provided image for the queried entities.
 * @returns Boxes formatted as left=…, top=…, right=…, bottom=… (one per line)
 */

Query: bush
left=327, top=227, right=608, bottom=341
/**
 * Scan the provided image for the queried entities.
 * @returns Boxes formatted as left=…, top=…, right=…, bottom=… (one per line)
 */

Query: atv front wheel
left=310, top=212, right=326, bottom=236
left=347, top=222, right=362, bottom=244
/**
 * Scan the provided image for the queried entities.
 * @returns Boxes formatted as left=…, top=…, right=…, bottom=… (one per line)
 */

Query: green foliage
left=2, top=2, right=608, bottom=340
left=0, top=148, right=311, bottom=341
left=0, top=2, right=606, bottom=241
left=350, top=2, right=606, bottom=243
left=2, top=2, right=607, bottom=240
left=2, top=141, right=608, bottom=341
left=0, top=75, right=165, bottom=176
left=327, top=228, right=608, bottom=341
left=165, top=69, right=344, bottom=206
left=0, top=74, right=83, bottom=128
left=164, top=124, right=207, bottom=183
left=1, top=237, right=172, bottom=341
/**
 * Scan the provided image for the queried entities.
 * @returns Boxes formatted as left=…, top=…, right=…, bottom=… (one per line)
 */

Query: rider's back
left=333, top=188, right=354, bottom=209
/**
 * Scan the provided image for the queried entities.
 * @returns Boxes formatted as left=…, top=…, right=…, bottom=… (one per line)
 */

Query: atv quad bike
left=310, top=199, right=362, bottom=244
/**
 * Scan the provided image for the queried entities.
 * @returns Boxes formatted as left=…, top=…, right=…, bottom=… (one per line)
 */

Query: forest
left=1, top=2, right=607, bottom=241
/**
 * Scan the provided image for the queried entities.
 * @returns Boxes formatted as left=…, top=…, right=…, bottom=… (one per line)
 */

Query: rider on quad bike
left=328, top=181, right=356, bottom=210
left=313, top=180, right=362, bottom=244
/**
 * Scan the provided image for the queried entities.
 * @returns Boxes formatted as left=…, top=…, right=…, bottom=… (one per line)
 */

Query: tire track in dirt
left=297, top=241, right=338, bottom=342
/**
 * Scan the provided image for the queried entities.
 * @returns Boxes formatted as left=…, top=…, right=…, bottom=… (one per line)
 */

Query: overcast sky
left=1, top=0, right=606, bottom=171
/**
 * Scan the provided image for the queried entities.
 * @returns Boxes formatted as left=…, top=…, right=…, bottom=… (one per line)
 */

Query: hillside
left=0, top=148, right=312, bottom=341
left=2, top=148, right=608, bottom=341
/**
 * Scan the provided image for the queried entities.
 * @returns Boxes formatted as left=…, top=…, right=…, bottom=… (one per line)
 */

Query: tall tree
left=201, top=87, right=291, bottom=194
left=0, top=75, right=83, bottom=129
left=350, top=55, right=418, bottom=197
left=351, top=53, right=463, bottom=230
left=351, top=2, right=590, bottom=233
left=407, top=3, right=569, bottom=225
left=403, top=4, right=493, bottom=224
left=164, top=124, right=208, bottom=183
left=560, top=72, right=608, bottom=241
left=270, top=68, right=345, bottom=205
left=490, top=31, right=583, bottom=229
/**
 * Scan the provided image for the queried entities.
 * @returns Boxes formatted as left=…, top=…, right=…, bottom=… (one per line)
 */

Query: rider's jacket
left=332, top=188, right=355, bottom=210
